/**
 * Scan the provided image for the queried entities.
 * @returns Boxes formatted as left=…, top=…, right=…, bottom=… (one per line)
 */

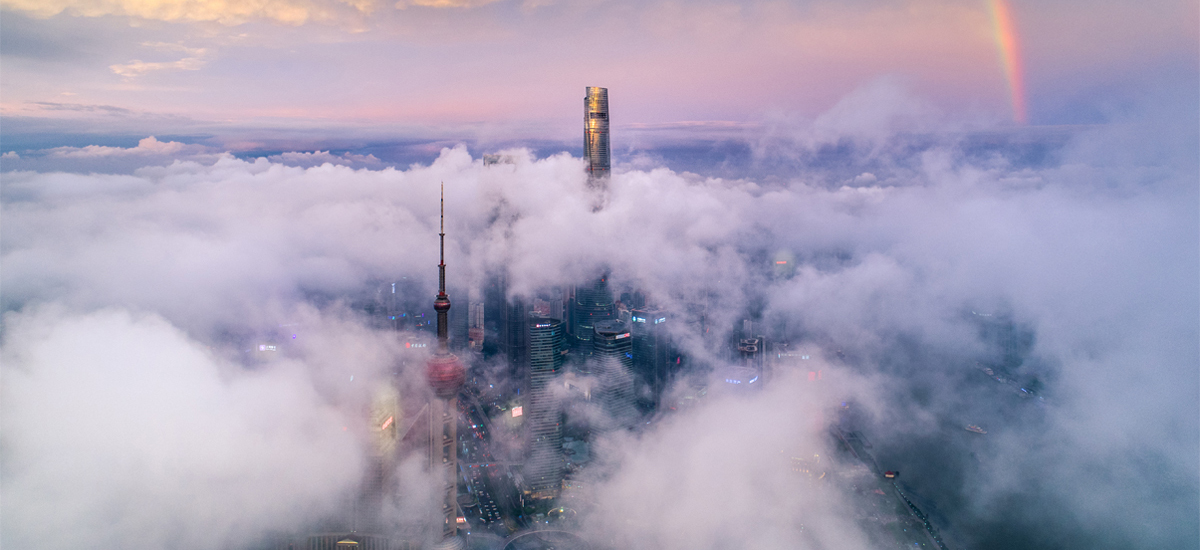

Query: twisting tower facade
left=425, top=184, right=466, bottom=549
left=584, top=86, right=610, bottom=182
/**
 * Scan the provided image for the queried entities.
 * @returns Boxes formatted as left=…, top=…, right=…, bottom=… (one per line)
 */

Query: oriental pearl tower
left=426, top=184, right=466, bottom=550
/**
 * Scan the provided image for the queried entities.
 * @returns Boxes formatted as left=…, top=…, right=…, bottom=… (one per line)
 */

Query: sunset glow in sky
left=2, top=0, right=1196, bottom=150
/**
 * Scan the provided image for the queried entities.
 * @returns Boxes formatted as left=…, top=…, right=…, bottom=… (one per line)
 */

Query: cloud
left=27, top=101, right=137, bottom=115
left=110, top=42, right=209, bottom=78
left=46, top=136, right=197, bottom=157
left=394, top=0, right=501, bottom=8
left=0, top=0, right=379, bottom=25
left=1, top=82, right=1196, bottom=548
left=269, top=150, right=383, bottom=168
left=578, top=366, right=880, bottom=549
left=0, top=137, right=221, bottom=174
left=1, top=306, right=366, bottom=550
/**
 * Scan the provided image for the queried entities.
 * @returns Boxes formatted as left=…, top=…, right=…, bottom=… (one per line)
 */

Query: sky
left=2, top=0, right=1196, bottom=156
left=1, top=1, right=1198, bottom=549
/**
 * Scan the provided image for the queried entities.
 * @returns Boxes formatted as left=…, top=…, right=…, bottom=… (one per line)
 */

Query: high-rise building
left=482, top=272, right=506, bottom=357
left=384, top=277, right=428, bottom=333
left=500, top=297, right=530, bottom=380
left=424, top=186, right=466, bottom=550
left=592, top=320, right=637, bottom=428
left=525, top=317, right=566, bottom=499
left=631, top=307, right=675, bottom=413
left=738, top=335, right=767, bottom=385
left=448, top=285, right=469, bottom=351
left=467, top=300, right=484, bottom=349
left=531, top=288, right=565, bottom=322
left=358, top=383, right=401, bottom=532
left=571, top=276, right=615, bottom=353
left=584, top=87, right=610, bottom=181
left=482, top=271, right=531, bottom=395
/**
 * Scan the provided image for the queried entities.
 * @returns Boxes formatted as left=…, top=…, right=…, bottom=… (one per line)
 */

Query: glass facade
left=592, top=320, right=637, bottom=428
left=571, top=276, right=615, bottom=357
left=631, top=307, right=674, bottom=412
left=584, top=87, right=610, bottom=180
left=526, top=318, right=566, bottom=498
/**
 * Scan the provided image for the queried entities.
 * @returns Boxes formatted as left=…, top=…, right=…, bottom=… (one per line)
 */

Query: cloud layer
left=1, top=306, right=366, bottom=549
left=2, top=83, right=1197, bottom=549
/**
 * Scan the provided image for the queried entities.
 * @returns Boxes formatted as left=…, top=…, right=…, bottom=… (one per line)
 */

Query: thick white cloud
left=577, top=365, right=880, bottom=550
left=1, top=306, right=366, bottom=550
left=1, top=82, right=1196, bottom=548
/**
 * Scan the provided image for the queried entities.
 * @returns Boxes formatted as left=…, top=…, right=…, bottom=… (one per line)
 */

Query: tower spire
left=439, top=183, right=446, bottom=297
left=434, top=183, right=451, bottom=354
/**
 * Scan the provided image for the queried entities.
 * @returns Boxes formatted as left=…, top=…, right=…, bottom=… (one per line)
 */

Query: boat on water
left=965, top=424, right=987, bottom=434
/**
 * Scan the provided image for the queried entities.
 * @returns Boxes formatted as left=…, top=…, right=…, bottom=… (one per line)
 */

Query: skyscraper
left=424, top=186, right=466, bottom=550
left=448, top=284, right=469, bottom=351
left=525, top=317, right=566, bottom=499
left=631, top=307, right=674, bottom=413
left=500, top=296, right=530, bottom=383
left=570, top=276, right=615, bottom=353
left=584, top=87, right=610, bottom=181
left=592, top=319, right=637, bottom=429
left=482, top=270, right=530, bottom=395
left=358, top=383, right=401, bottom=532
left=738, top=330, right=767, bottom=386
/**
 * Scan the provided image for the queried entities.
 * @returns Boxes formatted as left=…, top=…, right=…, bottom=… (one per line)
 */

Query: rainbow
left=989, top=0, right=1027, bottom=124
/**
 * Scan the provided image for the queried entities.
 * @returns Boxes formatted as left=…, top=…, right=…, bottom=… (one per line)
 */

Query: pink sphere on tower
left=426, top=352, right=465, bottom=400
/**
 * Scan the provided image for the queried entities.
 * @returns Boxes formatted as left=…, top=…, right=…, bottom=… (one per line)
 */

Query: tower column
left=425, top=184, right=466, bottom=549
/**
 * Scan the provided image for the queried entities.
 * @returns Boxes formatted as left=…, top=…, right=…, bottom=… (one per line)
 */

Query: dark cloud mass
left=1, top=85, right=1197, bottom=550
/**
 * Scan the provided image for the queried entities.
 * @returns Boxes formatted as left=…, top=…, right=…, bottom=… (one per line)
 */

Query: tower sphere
left=426, top=353, right=465, bottom=400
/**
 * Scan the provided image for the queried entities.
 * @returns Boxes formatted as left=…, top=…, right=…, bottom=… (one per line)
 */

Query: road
left=459, top=389, right=530, bottom=535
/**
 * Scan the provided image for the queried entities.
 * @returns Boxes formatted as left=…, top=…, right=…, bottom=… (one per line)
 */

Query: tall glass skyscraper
left=571, top=276, right=615, bottom=354
left=631, top=307, right=674, bottom=413
left=526, top=317, right=566, bottom=499
left=584, top=87, right=610, bottom=180
left=593, top=319, right=637, bottom=428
